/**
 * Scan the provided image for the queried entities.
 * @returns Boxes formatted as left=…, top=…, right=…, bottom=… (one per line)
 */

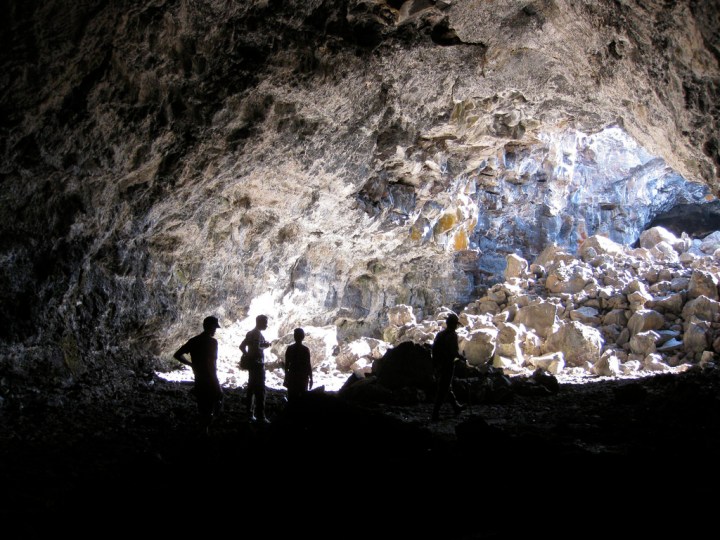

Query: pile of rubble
left=337, top=226, right=720, bottom=382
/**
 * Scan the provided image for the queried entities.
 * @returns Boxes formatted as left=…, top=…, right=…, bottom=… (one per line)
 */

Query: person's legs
left=256, top=382, right=267, bottom=421
left=432, top=370, right=451, bottom=421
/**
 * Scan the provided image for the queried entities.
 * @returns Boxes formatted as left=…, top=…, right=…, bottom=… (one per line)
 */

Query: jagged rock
left=459, top=328, right=498, bottom=366
left=682, top=296, right=720, bottom=323
left=620, top=360, right=643, bottom=375
left=580, top=235, right=625, bottom=259
left=644, top=353, right=671, bottom=372
left=627, top=309, right=665, bottom=335
left=527, top=352, right=565, bottom=374
left=336, top=337, right=388, bottom=370
left=543, top=321, right=604, bottom=367
left=593, top=353, right=621, bottom=377
left=492, top=354, right=524, bottom=373
left=684, top=320, right=711, bottom=354
left=629, top=331, right=660, bottom=356
left=387, top=305, right=417, bottom=327
left=639, top=226, right=679, bottom=250
left=535, top=246, right=577, bottom=271
left=650, top=241, right=680, bottom=264
left=570, top=306, right=601, bottom=325
left=513, top=301, right=558, bottom=339
left=504, top=253, right=529, bottom=280
left=700, top=232, right=720, bottom=254
left=372, top=341, right=434, bottom=393
left=687, top=270, right=719, bottom=301
left=546, top=263, right=594, bottom=294
left=649, top=292, right=685, bottom=314
left=495, top=323, right=524, bottom=360
left=671, top=277, right=691, bottom=292
left=628, top=290, right=652, bottom=311
left=603, top=309, right=629, bottom=327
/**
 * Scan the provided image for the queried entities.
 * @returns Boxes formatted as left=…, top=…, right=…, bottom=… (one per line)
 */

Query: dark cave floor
left=2, top=366, right=720, bottom=539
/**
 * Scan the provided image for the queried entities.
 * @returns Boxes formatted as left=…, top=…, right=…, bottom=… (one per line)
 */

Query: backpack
left=239, top=353, right=252, bottom=370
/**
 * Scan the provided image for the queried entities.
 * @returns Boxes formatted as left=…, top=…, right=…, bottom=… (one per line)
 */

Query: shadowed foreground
left=2, top=367, right=720, bottom=539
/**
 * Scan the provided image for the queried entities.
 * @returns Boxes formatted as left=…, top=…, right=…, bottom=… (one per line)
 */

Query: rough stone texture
left=543, top=320, right=604, bottom=367
left=1, top=0, right=719, bottom=393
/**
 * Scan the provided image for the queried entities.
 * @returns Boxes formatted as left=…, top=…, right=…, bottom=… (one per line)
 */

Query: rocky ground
left=2, top=364, right=719, bottom=539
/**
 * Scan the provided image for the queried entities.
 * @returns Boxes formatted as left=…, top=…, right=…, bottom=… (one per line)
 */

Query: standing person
left=431, top=313, right=466, bottom=422
left=174, top=316, right=224, bottom=435
left=239, top=314, right=271, bottom=423
left=283, top=328, right=313, bottom=402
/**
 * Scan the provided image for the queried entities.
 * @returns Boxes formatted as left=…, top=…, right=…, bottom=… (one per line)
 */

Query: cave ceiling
left=0, top=0, right=719, bottom=385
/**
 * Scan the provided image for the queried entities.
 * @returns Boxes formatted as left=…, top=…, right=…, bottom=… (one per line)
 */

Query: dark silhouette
left=174, top=315, right=224, bottom=434
left=283, top=328, right=313, bottom=402
left=431, top=313, right=466, bottom=421
left=239, top=314, right=271, bottom=423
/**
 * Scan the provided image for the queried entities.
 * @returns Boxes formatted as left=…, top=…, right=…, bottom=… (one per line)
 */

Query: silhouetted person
left=174, top=316, right=223, bottom=434
left=239, top=314, right=271, bottom=423
left=283, top=328, right=313, bottom=402
left=431, top=313, right=466, bottom=421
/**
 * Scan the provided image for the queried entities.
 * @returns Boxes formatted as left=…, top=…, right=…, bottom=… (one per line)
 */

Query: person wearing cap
left=283, top=327, right=313, bottom=402
left=431, top=313, right=466, bottom=421
left=174, top=316, right=224, bottom=434
left=239, top=314, right=272, bottom=423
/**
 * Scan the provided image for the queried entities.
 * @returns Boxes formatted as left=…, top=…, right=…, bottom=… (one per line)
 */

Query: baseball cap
left=203, top=316, right=221, bottom=330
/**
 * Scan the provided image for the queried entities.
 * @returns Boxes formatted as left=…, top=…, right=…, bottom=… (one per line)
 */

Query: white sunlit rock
left=514, top=301, right=559, bottom=338
left=681, top=295, right=720, bottom=322
left=505, top=253, right=529, bottom=280
left=543, top=320, right=604, bottom=367
left=629, top=330, right=660, bottom=355
left=459, top=328, right=498, bottom=366
left=593, top=353, right=621, bottom=376
left=644, top=353, right=671, bottom=372
left=627, top=309, right=665, bottom=335
left=687, top=270, right=719, bottom=300
left=684, top=320, right=710, bottom=353
left=527, top=352, right=565, bottom=374
left=620, top=359, right=642, bottom=375
left=387, top=304, right=417, bottom=327
left=639, top=226, right=679, bottom=250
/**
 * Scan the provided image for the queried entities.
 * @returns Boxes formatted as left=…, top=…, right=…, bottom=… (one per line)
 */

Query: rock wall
left=0, top=0, right=719, bottom=393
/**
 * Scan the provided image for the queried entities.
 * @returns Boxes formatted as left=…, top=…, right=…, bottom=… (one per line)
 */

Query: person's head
left=256, top=314, right=268, bottom=330
left=445, top=313, right=460, bottom=330
left=203, top=316, right=221, bottom=335
left=293, top=328, right=305, bottom=343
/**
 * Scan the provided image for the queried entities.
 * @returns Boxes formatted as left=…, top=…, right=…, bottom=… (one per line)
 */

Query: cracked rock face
left=0, top=0, right=719, bottom=393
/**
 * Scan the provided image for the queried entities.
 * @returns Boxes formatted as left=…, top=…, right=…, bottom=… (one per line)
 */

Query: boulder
left=681, top=295, right=720, bottom=323
left=504, top=253, right=529, bottom=280
left=580, top=235, right=625, bottom=258
left=593, top=353, right=621, bottom=376
left=570, top=306, right=601, bottom=325
left=387, top=304, right=417, bottom=327
left=543, top=321, right=604, bottom=367
left=639, top=226, right=679, bottom=249
left=527, top=352, right=565, bottom=374
left=627, top=309, right=665, bottom=335
left=336, top=337, right=388, bottom=370
left=546, top=263, right=594, bottom=294
left=514, top=302, right=558, bottom=338
left=603, top=309, right=629, bottom=326
left=643, top=353, right=671, bottom=372
left=650, top=241, right=680, bottom=263
left=372, top=341, right=434, bottom=393
left=629, top=331, right=660, bottom=356
left=687, top=270, right=719, bottom=300
left=649, top=292, right=684, bottom=314
left=683, top=320, right=710, bottom=353
left=700, top=231, right=720, bottom=253
left=459, top=328, right=498, bottom=366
